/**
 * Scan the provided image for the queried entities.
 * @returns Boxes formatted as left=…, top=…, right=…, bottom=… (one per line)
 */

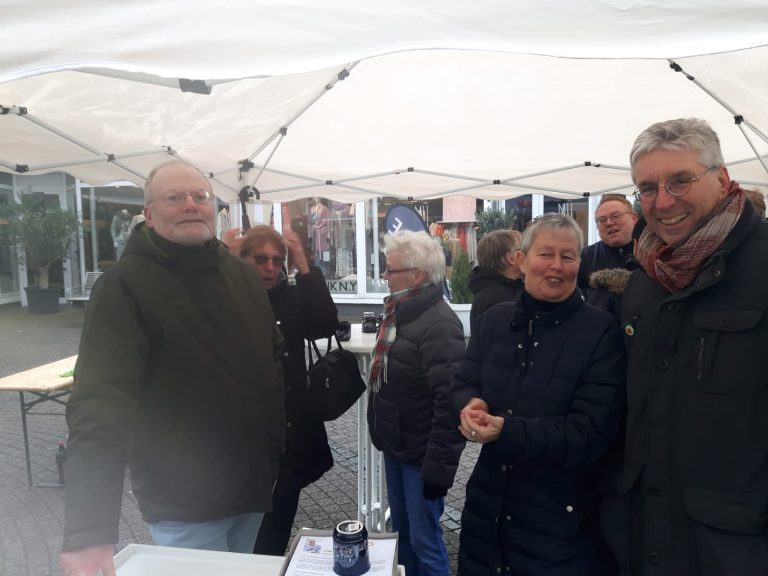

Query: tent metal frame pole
left=588, top=163, right=630, bottom=172
left=409, top=181, right=496, bottom=200
left=668, top=59, right=768, bottom=172
left=499, top=182, right=588, bottom=196
left=736, top=124, right=768, bottom=176
left=18, top=112, right=149, bottom=181
left=23, top=148, right=170, bottom=172
left=256, top=180, right=382, bottom=197
left=248, top=132, right=286, bottom=188
left=208, top=175, right=239, bottom=198
left=406, top=168, right=489, bottom=183
left=244, top=62, right=359, bottom=177
left=499, top=163, right=592, bottom=183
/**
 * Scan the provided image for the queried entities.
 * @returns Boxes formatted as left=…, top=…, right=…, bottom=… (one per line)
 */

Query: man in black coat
left=602, top=118, right=768, bottom=575
left=578, top=194, right=637, bottom=293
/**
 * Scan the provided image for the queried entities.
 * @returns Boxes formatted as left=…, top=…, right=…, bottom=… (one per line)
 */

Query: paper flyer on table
left=281, top=530, right=398, bottom=576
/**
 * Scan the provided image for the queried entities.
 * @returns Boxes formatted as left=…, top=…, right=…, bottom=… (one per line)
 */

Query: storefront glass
left=365, top=196, right=484, bottom=294
left=281, top=198, right=359, bottom=295
left=80, top=185, right=144, bottom=272
left=504, top=195, right=533, bottom=231
left=542, top=195, right=590, bottom=245
left=0, top=186, right=20, bottom=297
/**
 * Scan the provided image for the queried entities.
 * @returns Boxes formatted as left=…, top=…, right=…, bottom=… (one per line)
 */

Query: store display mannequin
left=111, top=209, right=133, bottom=259
left=310, top=198, right=330, bottom=273
left=216, top=206, right=231, bottom=239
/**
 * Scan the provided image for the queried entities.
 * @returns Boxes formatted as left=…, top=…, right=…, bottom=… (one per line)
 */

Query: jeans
left=384, top=455, right=450, bottom=576
left=149, top=512, right=264, bottom=553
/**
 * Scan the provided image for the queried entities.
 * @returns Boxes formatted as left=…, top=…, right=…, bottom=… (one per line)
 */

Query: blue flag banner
left=384, top=204, right=428, bottom=234
left=383, top=203, right=450, bottom=299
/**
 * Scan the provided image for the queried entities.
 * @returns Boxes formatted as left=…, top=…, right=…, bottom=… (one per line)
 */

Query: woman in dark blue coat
left=452, top=214, right=624, bottom=576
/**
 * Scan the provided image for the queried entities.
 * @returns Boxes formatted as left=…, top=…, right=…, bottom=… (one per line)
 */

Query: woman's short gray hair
left=630, top=118, right=724, bottom=179
left=382, top=230, right=446, bottom=285
left=520, top=213, right=583, bottom=254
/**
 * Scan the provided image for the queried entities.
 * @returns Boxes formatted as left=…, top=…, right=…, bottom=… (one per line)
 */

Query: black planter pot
left=24, top=287, right=61, bottom=315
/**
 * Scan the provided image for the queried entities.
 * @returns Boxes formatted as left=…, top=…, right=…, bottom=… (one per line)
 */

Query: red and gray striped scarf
left=634, top=182, right=745, bottom=292
left=368, top=283, right=430, bottom=393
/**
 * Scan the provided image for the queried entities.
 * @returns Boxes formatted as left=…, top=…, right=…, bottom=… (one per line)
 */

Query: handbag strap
left=306, top=334, right=345, bottom=368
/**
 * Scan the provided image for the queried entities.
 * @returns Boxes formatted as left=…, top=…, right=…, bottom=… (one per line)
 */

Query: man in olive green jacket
left=60, top=161, right=285, bottom=576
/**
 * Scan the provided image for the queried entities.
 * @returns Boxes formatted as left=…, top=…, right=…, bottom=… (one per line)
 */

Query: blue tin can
left=333, top=520, right=370, bottom=576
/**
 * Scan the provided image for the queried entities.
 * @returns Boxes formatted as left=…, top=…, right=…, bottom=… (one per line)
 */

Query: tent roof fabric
left=2, top=1, right=768, bottom=202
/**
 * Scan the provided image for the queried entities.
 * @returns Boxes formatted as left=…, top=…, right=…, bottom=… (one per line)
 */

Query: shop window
left=505, top=195, right=533, bottom=231
left=542, top=196, right=589, bottom=245
left=366, top=196, right=483, bottom=294
left=80, top=186, right=144, bottom=272
left=0, top=188, right=20, bottom=295
left=282, top=198, right=358, bottom=295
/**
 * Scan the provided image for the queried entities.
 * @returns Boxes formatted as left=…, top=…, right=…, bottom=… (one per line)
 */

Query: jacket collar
left=394, top=284, right=445, bottom=325
left=511, top=287, right=584, bottom=329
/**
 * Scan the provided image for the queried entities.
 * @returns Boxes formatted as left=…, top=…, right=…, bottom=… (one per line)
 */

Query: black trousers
left=253, top=488, right=302, bottom=556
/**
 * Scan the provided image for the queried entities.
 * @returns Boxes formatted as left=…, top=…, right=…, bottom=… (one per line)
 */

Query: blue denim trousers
left=149, top=512, right=264, bottom=553
left=384, top=455, right=450, bottom=576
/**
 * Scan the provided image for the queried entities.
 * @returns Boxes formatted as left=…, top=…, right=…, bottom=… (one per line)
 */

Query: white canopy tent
left=2, top=0, right=768, bottom=204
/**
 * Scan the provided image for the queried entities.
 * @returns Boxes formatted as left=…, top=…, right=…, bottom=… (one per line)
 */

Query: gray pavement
left=0, top=303, right=478, bottom=575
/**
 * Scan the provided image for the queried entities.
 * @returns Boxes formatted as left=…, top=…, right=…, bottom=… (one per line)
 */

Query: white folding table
left=338, top=324, right=388, bottom=532
left=0, top=355, right=76, bottom=487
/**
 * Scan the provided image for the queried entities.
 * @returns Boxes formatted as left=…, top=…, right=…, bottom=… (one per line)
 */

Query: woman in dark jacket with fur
left=227, top=224, right=339, bottom=555
left=452, top=214, right=625, bottom=576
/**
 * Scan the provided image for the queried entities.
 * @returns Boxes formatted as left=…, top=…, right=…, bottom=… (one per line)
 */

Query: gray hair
left=382, top=230, right=446, bottom=285
left=630, top=118, right=724, bottom=180
left=520, top=213, right=583, bottom=254
left=143, top=160, right=210, bottom=204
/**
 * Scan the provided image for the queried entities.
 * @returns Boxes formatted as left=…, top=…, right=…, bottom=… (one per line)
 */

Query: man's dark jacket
left=367, top=284, right=466, bottom=488
left=468, top=266, right=523, bottom=337
left=452, top=290, right=624, bottom=575
left=268, top=267, right=338, bottom=495
left=603, top=202, right=768, bottom=575
left=63, top=224, right=285, bottom=551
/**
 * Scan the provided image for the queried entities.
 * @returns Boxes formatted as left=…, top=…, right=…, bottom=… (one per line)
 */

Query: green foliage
left=0, top=195, right=80, bottom=288
left=475, top=207, right=517, bottom=239
left=449, top=248, right=473, bottom=304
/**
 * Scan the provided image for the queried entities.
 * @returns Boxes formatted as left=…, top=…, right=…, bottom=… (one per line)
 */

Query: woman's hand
left=283, top=225, right=310, bottom=275
left=459, top=397, right=503, bottom=444
left=222, top=228, right=243, bottom=256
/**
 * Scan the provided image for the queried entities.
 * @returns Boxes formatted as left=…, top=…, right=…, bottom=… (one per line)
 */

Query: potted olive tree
left=0, top=194, right=80, bottom=314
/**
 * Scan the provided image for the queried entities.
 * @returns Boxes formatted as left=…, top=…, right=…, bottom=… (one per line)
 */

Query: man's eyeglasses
left=149, top=190, right=213, bottom=206
left=595, top=211, right=633, bottom=226
left=248, top=254, right=286, bottom=267
left=384, top=266, right=416, bottom=276
left=633, top=167, right=717, bottom=204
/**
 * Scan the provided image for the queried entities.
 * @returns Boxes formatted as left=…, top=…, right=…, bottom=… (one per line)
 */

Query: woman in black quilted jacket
left=227, top=224, right=339, bottom=555
left=452, top=214, right=625, bottom=576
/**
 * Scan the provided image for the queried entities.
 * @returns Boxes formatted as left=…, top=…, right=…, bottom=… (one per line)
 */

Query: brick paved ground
left=0, top=303, right=477, bottom=575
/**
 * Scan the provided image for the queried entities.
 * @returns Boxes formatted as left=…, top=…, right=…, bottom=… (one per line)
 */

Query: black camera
left=336, top=320, right=351, bottom=342
left=362, top=312, right=378, bottom=333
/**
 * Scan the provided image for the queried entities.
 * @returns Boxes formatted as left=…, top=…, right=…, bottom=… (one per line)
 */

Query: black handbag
left=306, top=334, right=366, bottom=421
